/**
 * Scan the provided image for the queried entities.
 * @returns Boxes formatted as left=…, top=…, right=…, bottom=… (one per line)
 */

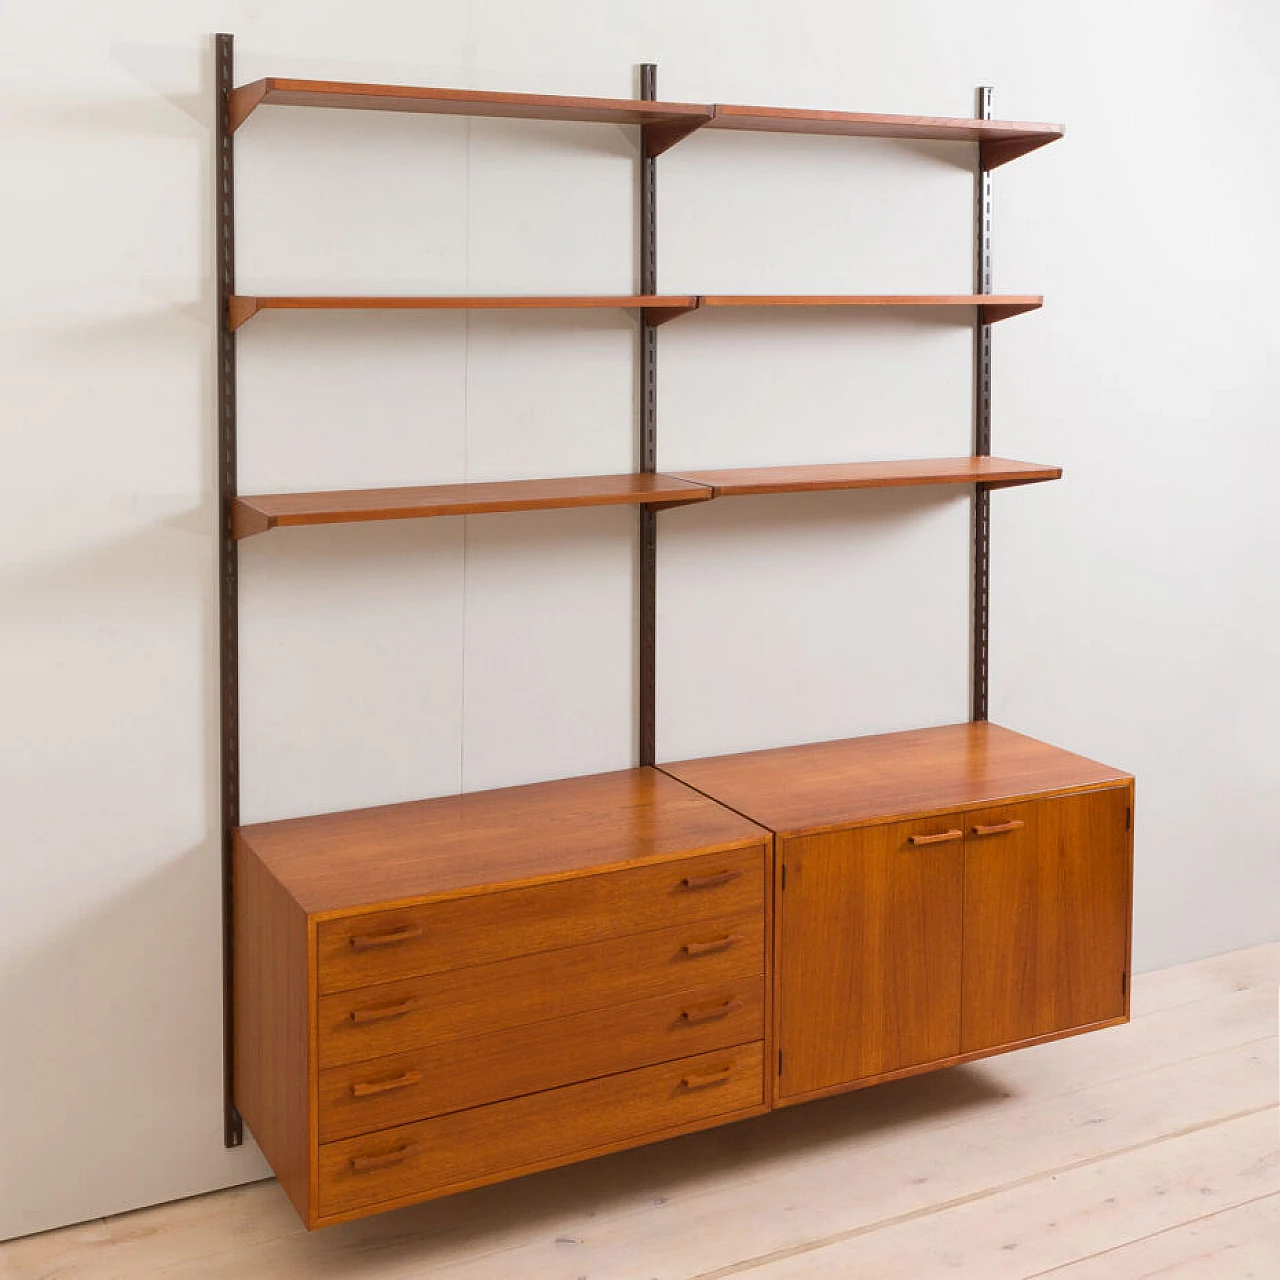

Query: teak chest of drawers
left=234, top=722, right=1132, bottom=1228
left=234, top=768, right=772, bottom=1228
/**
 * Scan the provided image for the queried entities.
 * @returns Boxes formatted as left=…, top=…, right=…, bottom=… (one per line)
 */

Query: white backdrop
left=3, top=0, right=1279, bottom=1240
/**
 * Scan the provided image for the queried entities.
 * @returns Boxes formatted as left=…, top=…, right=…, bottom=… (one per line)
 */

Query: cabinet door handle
left=971, top=819, right=1025, bottom=837
left=679, top=997, right=744, bottom=1025
left=350, top=1069, right=423, bottom=1098
left=681, top=1065, right=733, bottom=1090
left=349, top=924, right=423, bottom=951
left=682, top=934, right=743, bottom=958
left=349, top=997, right=419, bottom=1025
left=907, top=829, right=963, bottom=846
left=681, top=869, right=743, bottom=891
left=350, top=1141, right=422, bottom=1174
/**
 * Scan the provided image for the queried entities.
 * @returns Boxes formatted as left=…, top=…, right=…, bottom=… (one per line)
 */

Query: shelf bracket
left=643, top=110, right=715, bottom=158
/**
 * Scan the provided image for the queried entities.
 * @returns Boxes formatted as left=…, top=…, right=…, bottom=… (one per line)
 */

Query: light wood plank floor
left=4, top=942, right=1278, bottom=1280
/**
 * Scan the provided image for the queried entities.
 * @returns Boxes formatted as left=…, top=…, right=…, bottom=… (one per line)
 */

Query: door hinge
left=781, top=864, right=787, bottom=891
left=777, top=1048, right=783, bottom=1076
left=1122, top=971, right=1129, bottom=997
left=1126, top=806, right=1132, bottom=831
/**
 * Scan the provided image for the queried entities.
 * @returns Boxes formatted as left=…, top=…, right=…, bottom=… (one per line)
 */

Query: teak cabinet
left=236, top=724, right=1132, bottom=1228
left=216, top=41, right=1133, bottom=1231
left=772, top=789, right=1132, bottom=1101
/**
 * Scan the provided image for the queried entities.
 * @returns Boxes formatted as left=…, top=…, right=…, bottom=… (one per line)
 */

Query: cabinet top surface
left=236, top=767, right=768, bottom=916
left=660, top=723, right=1130, bottom=838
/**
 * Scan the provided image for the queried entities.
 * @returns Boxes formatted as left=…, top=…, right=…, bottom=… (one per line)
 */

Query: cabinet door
left=961, top=786, right=1132, bottom=1054
left=776, top=818, right=964, bottom=1100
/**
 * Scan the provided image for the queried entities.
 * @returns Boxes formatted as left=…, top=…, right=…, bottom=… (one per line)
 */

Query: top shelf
left=228, top=77, right=1062, bottom=167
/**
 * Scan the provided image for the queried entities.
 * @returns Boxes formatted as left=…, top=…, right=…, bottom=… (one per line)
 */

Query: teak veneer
left=228, top=293, right=1041, bottom=330
left=230, top=473, right=714, bottom=538
left=660, top=722, right=1129, bottom=837
left=234, top=767, right=772, bottom=1227
left=231, top=459, right=1061, bottom=538
left=227, top=77, right=1063, bottom=170
left=227, top=295, right=699, bottom=331
left=672, top=457, right=1062, bottom=498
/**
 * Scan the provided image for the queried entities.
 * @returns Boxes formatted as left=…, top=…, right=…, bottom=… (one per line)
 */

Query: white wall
left=3, top=0, right=1278, bottom=1241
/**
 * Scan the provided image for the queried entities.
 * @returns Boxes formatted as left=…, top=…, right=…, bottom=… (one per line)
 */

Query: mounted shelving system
left=216, top=40, right=1128, bottom=1237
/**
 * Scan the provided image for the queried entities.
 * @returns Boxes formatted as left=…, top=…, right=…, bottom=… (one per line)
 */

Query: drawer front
left=316, top=844, right=766, bottom=994
left=318, top=977, right=764, bottom=1141
left=318, top=1042, right=765, bottom=1219
left=318, top=911, right=763, bottom=1068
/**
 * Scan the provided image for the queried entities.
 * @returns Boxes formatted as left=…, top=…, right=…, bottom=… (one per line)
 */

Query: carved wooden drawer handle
left=350, top=1069, right=423, bottom=1098
left=681, top=1065, right=733, bottom=1090
left=681, top=869, right=743, bottom=891
left=682, top=934, right=743, bottom=958
left=907, top=829, right=963, bottom=847
left=349, top=997, right=420, bottom=1025
left=350, top=1141, right=422, bottom=1174
left=349, top=924, right=423, bottom=951
left=971, top=820, right=1025, bottom=837
left=679, top=997, right=744, bottom=1025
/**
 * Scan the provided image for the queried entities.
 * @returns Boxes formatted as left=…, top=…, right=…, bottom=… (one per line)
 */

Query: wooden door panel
left=962, top=786, right=1131, bottom=1053
left=776, top=818, right=963, bottom=1099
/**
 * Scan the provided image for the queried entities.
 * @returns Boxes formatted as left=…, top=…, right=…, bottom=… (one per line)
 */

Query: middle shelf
left=232, top=457, right=1062, bottom=538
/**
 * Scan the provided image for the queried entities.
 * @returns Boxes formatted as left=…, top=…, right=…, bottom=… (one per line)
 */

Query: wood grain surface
left=316, top=911, right=764, bottom=1067
left=317, top=977, right=764, bottom=1141
left=672, top=457, right=1061, bottom=497
left=232, top=473, right=713, bottom=537
left=237, top=768, right=768, bottom=916
left=315, top=845, right=765, bottom=992
left=227, top=295, right=699, bottom=329
left=232, top=844, right=313, bottom=1222
left=775, top=817, right=964, bottom=1098
left=315, top=1043, right=766, bottom=1220
left=661, top=723, right=1130, bottom=839
left=229, top=78, right=715, bottom=132
left=962, top=787, right=1134, bottom=1052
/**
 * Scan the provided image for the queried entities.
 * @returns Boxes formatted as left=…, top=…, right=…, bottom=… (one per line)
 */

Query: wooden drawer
left=317, top=1042, right=765, bottom=1219
left=316, top=844, right=766, bottom=994
left=318, top=911, right=763, bottom=1068
left=318, top=977, right=764, bottom=1141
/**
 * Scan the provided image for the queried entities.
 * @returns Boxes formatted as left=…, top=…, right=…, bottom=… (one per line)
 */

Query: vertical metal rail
left=971, top=85, right=993, bottom=723
left=638, top=64, right=658, bottom=766
left=216, top=32, right=244, bottom=1149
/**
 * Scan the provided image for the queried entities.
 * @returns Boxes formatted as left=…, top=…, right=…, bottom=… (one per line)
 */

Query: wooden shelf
left=236, top=767, right=766, bottom=914
left=229, top=294, right=1040, bottom=329
left=700, top=295, right=1042, bottom=324
left=228, top=295, right=699, bottom=330
left=232, top=472, right=713, bottom=538
left=671, top=457, right=1062, bottom=497
left=705, top=105, right=1062, bottom=169
left=661, top=723, right=1131, bottom=839
left=228, top=79, right=714, bottom=154
left=228, top=78, right=1062, bottom=168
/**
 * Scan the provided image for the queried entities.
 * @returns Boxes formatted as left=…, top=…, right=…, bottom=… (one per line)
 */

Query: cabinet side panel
left=233, top=837, right=311, bottom=1221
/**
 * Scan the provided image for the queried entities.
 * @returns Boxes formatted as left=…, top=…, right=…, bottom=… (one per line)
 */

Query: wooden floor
left=5, top=942, right=1278, bottom=1280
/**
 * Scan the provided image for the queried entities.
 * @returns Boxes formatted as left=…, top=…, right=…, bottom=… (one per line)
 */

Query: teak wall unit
left=216, top=35, right=1133, bottom=1228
